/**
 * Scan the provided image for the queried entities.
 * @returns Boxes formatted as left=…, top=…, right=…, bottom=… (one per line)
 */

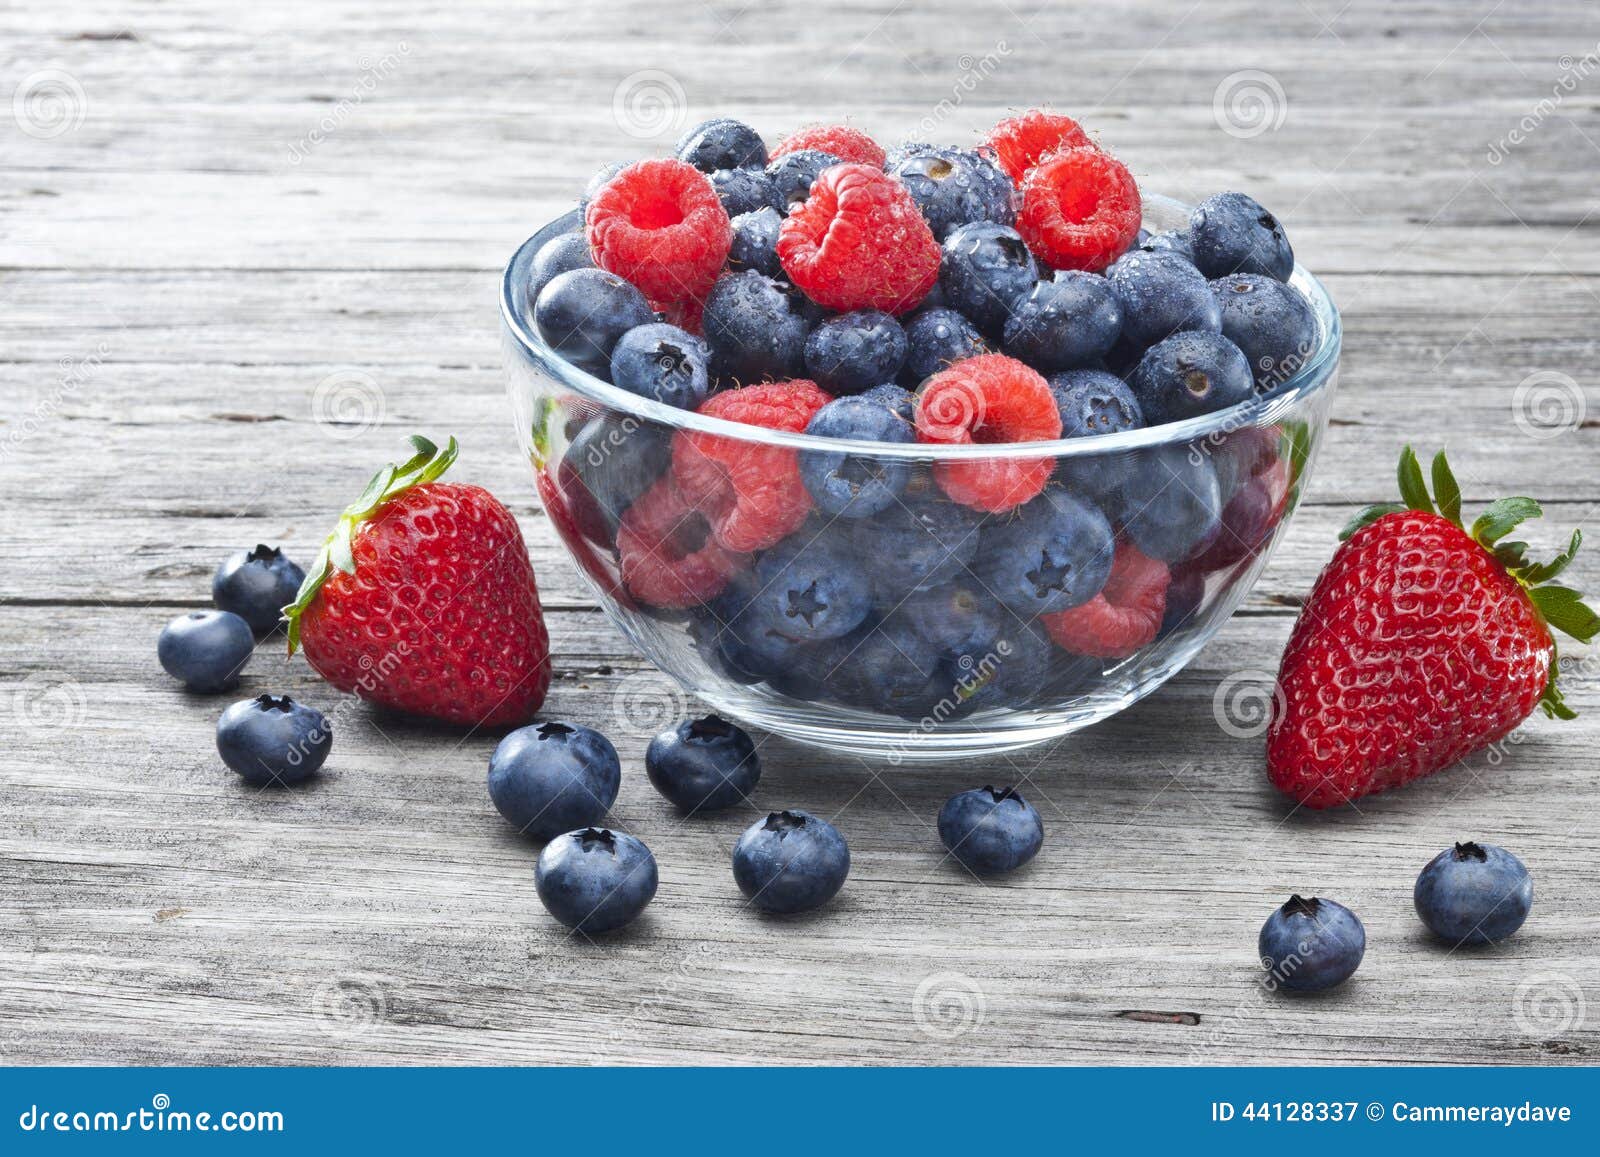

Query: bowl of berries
left=502, top=113, right=1341, bottom=761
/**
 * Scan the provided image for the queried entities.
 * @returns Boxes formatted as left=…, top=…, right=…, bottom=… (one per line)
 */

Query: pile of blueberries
left=530, top=115, right=1321, bottom=719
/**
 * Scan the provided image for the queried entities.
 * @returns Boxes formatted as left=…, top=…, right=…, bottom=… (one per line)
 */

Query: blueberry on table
left=527, top=231, right=594, bottom=301
left=1210, top=273, right=1319, bottom=392
left=609, top=322, right=711, bottom=410
left=158, top=609, right=254, bottom=692
left=533, top=268, right=654, bottom=380
left=1002, top=272, right=1123, bottom=372
left=1130, top=330, right=1254, bottom=424
left=536, top=828, right=659, bottom=933
left=1414, top=841, right=1533, bottom=945
left=676, top=117, right=767, bottom=172
left=211, top=544, right=305, bottom=635
left=938, top=786, right=1044, bottom=875
left=487, top=721, right=621, bottom=841
left=804, top=309, right=908, bottom=395
left=1105, top=249, right=1221, bottom=354
left=646, top=714, right=762, bottom=813
left=1189, top=191, right=1295, bottom=282
left=216, top=694, right=330, bottom=786
left=1258, top=894, right=1365, bottom=993
left=938, top=221, right=1039, bottom=339
left=800, top=396, right=916, bottom=518
left=732, top=810, right=850, bottom=914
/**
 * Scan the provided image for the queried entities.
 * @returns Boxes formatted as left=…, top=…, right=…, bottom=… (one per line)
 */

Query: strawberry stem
left=282, top=435, right=460, bottom=654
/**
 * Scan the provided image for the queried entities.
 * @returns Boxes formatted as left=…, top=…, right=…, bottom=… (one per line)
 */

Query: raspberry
left=1042, top=543, right=1170, bottom=658
left=617, top=476, right=744, bottom=608
left=777, top=164, right=940, bottom=314
left=769, top=124, right=886, bottom=169
left=1016, top=148, right=1142, bottom=273
left=673, top=379, right=834, bottom=552
left=985, top=110, right=1094, bottom=182
left=586, top=158, right=732, bottom=303
left=914, top=354, right=1061, bottom=512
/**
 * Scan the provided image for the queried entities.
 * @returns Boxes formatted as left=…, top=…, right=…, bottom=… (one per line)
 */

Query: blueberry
left=535, top=828, right=659, bottom=933
left=853, top=475, right=983, bottom=592
left=938, top=786, right=1044, bottom=875
left=1190, top=191, right=1294, bottom=281
left=645, top=714, right=761, bottom=812
left=557, top=415, right=672, bottom=545
left=212, top=544, right=305, bottom=635
left=709, top=166, right=781, bottom=217
left=800, top=396, right=916, bottom=518
left=900, top=581, right=1002, bottom=656
left=1191, top=473, right=1279, bottom=572
left=804, top=310, right=908, bottom=394
left=676, top=117, right=767, bottom=172
left=158, top=610, right=253, bottom=692
left=901, top=307, right=987, bottom=386
left=732, top=810, right=850, bottom=914
left=1259, top=895, right=1365, bottom=993
left=939, top=222, right=1039, bottom=339
left=534, top=268, right=654, bottom=380
left=728, top=206, right=783, bottom=278
left=609, top=323, right=711, bottom=410
left=528, top=232, right=595, bottom=301
left=1130, top=330, right=1254, bottom=424
left=1414, top=842, right=1533, bottom=945
left=827, top=619, right=949, bottom=716
left=746, top=536, right=873, bottom=643
left=888, top=145, right=1015, bottom=240
left=858, top=382, right=915, bottom=422
left=766, top=149, right=841, bottom=210
left=1109, top=445, right=1222, bottom=563
left=1049, top=369, right=1145, bottom=437
left=487, top=721, right=621, bottom=841
left=1105, top=250, right=1221, bottom=353
left=1003, top=272, right=1123, bottom=372
left=972, top=488, right=1115, bottom=616
left=1139, top=228, right=1196, bottom=262
left=946, top=620, right=1054, bottom=713
left=1210, top=274, right=1319, bottom=392
left=216, top=693, right=331, bottom=786
left=1160, top=565, right=1207, bottom=635
left=703, top=270, right=812, bottom=383
left=579, top=161, right=629, bottom=211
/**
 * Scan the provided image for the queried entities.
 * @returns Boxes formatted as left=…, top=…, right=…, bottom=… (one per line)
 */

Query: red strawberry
left=1268, top=447, right=1598, bottom=809
left=284, top=436, right=552, bottom=728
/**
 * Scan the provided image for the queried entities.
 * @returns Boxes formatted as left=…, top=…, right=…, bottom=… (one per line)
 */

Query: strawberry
left=1268, top=447, right=1598, bottom=809
left=284, top=435, right=551, bottom=728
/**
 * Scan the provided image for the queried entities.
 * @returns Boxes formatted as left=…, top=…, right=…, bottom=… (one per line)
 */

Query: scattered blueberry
left=528, top=232, right=595, bottom=301
left=901, top=307, right=987, bottom=385
left=487, top=721, right=621, bottom=841
left=767, top=149, right=842, bottom=211
left=212, top=544, right=305, bottom=635
left=888, top=145, right=1015, bottom=240
left=727, top=206, right=783, bottom=278
left=646, top=715, right=761, bottom=812
left=703, top=270, right=813, bottom=382
left=1108, top=445, right=1223, bottom=564
left=1049, top=369, right=1145, bottom=437
left=216, top=693, right=330, bottom=786
left=746, top=536, right=873, bottom=643
left=535, top=828, right=659, bottom=933
left=1414, top=842, right=1533, bottom=945
left=158, top=609, right=253, bottom=692
left=800, top=396, right=916, bottom=517
left=709, top=166, right=782, bottom=217
left=732, top=810, right=850, bottom=914
left=938, top=786, right=1044, bottom=875
left=676, top=117, right=767, bottom=172
left=939, top=221, right=1039, bottom=338
left=973, top=488, right=1115, bottom=615
left=804, top=310, right=908, bottom=394
left=609, top=322, right=711, bottom=410
left=1106, top=250, right=1222, bottom=353
left=1003, top=272, right=1124, bottom=372
left=1210, top=274, right=1319, bottom=391
left=1190, top=191, right=1295, bottom=281
left=1259, top=894, right=1365, bottom=993
left=1130, top=330, right=1255, bottom=424
left=534, top=268, right=654, bottom=380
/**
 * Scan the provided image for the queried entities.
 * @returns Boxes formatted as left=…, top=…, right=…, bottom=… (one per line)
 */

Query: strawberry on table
left=284, top=435, right=552, bottom=729
left=1268, top=447, right=1599, bottom=809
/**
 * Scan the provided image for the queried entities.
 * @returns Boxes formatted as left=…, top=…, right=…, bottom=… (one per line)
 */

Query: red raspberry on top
left=914, top=354, right=1061, bottom=512
left=617, top=475, right=745, bottom=608
left=673, top=379, right=834, bottom=552
left=1043, top=543, right=1171, bottom=658
left=1016, top=147, right=1141, bottom=273
left=777, top=164, right=940, bottom=315
left=984, top=109, right=1094, bottom=182
left=769, top=124, right=886, bottom=168
left=586, top=158, right=732, bottom=303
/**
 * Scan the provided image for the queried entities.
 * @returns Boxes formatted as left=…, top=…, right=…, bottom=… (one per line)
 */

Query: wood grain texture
left=3, top=0, right=1598, bottom=1066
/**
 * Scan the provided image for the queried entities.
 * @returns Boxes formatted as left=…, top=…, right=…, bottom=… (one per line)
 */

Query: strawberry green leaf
left=1470, top=496, right=1542, bottom=546
left=1528, top=584, right=1600, bottom=643
left=1493, top=541, right=1530, bottom=571
left=1340, top=503, right=1406, bottom=540
left=1430, top=451, right=1462, bottom=526
left=1520, top=529, right=1583, bottom=585
left=1397, top=446, right=1434, bottom=514
left=1280, top=420, right=1312, bottom=488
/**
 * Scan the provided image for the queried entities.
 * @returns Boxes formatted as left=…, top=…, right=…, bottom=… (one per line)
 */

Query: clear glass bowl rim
left=500, top=194, right=1342, bottom=461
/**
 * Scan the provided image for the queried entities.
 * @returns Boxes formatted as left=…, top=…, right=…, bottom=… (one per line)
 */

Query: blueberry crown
left=1281, top=894, right=1321, bottom=918
left=1451, top=841, right=1489, bottom=863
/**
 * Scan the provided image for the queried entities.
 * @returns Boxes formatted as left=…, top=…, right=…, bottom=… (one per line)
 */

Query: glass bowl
left=501, top=196, right=1340, bottom=762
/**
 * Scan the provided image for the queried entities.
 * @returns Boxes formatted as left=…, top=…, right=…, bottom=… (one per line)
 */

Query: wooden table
left=4, top=0, right=1597, bottom=1065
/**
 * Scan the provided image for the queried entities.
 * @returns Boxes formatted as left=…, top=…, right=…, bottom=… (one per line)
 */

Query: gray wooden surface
left=3, top=0, right=1598, bottom=1065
